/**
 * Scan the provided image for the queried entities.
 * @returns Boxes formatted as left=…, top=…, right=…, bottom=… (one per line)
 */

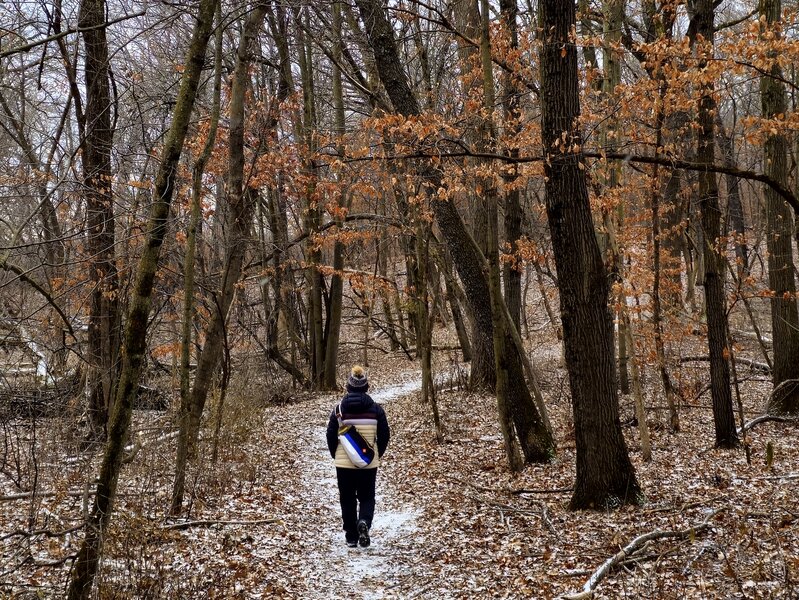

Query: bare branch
left=162, top=518, right=281, bottom=531
left=562, top=509, right=721, bottom=600
left=0, top=11, right=146, bottom=60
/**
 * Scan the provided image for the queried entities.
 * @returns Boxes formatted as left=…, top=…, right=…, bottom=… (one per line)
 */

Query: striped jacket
left=326, top=392, right=390, bottom=469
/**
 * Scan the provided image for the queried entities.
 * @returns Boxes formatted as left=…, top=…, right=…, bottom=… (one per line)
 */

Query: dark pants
left=336, top=467, right=377, bottom=541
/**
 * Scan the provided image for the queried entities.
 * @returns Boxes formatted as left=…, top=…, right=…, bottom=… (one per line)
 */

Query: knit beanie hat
left=347, top=365, right=369, bottom=392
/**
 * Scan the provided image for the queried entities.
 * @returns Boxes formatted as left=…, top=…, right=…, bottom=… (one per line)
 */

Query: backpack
left=335, top=402, right=376, bottom=468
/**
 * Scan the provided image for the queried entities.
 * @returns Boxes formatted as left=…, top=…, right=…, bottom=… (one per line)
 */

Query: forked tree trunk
left=539, top=0, right=641, bottom=508
left=67, top=1, right=219, bottom=596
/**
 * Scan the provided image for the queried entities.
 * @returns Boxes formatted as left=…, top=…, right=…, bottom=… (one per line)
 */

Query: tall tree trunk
left=185, top=2, right=269, bottom=453
left=651, top=83, right=680, bottom=432
left=539, top=0, right=640, bottom=508
left=689, top=0, right=738, bottom=448
left=598, top=0, right=629, bottom=396
left=295, top=7, right=324, bottom=385
left=499, top=0, right=523, bottom=331
left=81, top=0, right=120, bottom=438
left=480, top=0, right=523, bottom=470
left=67, top=2, right=219, bottom=596
left=760, top=0, right=799, bottom=407
left=171, top=1, right=223, bottom=516
left=322, top=0, right=349, bottom=390
left=355, top=0, right=555, bottom=462
left=453, top=0, right=494, bottom=388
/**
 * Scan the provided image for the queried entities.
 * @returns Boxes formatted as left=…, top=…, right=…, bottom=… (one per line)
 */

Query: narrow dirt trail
left=293, top=379, right=426, bottom=599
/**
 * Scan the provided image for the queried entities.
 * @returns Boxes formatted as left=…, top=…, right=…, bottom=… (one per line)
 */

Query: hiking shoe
left=357, top=520, right=370, bottom=548
left=346, top=539, right=357, bottom=548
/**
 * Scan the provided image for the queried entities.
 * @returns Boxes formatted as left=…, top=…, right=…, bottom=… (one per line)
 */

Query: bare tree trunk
left=499, top=0, right=522, bottom=331
left=453, top=0, right=493, bottom=388
left=539, top=0, right=641, bottom=508
left=81, top=0, right=120, bottom=438
left=438, top=250, right=472, bottom=362
left=67, top=2, right=218, bottom=595
left=598, top=0, right=629, bottom=397
left=295, top=7, right=325, bottom=386
left=689, top=0, right=738, bottom=448
left=322, top=0, right=348, bottom=390
left=760, top=0, right=799, bottom=407
left=172, top=1, right=222, bottom=516
left=416, top=218, right=442, bottom=440
left=480, top=0, right=522, bottom=470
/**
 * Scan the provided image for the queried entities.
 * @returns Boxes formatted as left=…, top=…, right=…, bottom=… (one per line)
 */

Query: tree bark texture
left=690, top=0, right=738, bottom=448
left=759, top=0, right=799, bottom=400
left=539, top=0, right=640, bottom=508
left=81, top=0, right=120, bottom=437
left=651, top=83, right=680, bottom=432
left=67, top=1, right=219, bottom=596
left=499, top=0, right=523, bottom=331
left=322, top=1, right=348, bottom=390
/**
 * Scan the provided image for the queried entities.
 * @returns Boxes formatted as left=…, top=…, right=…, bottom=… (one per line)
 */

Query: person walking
left=326, top=365, right=390, bottom=548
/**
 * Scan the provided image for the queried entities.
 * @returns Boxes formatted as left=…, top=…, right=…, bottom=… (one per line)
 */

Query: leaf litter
left=0, top=338, right=797, bottom=599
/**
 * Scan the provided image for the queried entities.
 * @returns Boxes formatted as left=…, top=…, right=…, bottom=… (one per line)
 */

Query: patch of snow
left=370, top=379, right=422, bottom=403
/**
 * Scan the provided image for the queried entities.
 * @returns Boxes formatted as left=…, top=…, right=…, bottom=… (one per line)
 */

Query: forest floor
left=1, top=336, right=798, bottom=599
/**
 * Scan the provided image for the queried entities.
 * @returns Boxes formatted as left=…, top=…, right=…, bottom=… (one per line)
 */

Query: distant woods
left=1, top=0, right=799, bottom=594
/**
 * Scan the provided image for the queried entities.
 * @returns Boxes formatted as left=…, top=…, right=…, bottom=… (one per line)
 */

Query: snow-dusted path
left=295, top=378, right=425, bottom=599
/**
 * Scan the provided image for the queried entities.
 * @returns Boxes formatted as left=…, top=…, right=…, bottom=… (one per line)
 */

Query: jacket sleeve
left=326, top=410, right=339, bottom=458
left=376, top=404, right=390, bottom=457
